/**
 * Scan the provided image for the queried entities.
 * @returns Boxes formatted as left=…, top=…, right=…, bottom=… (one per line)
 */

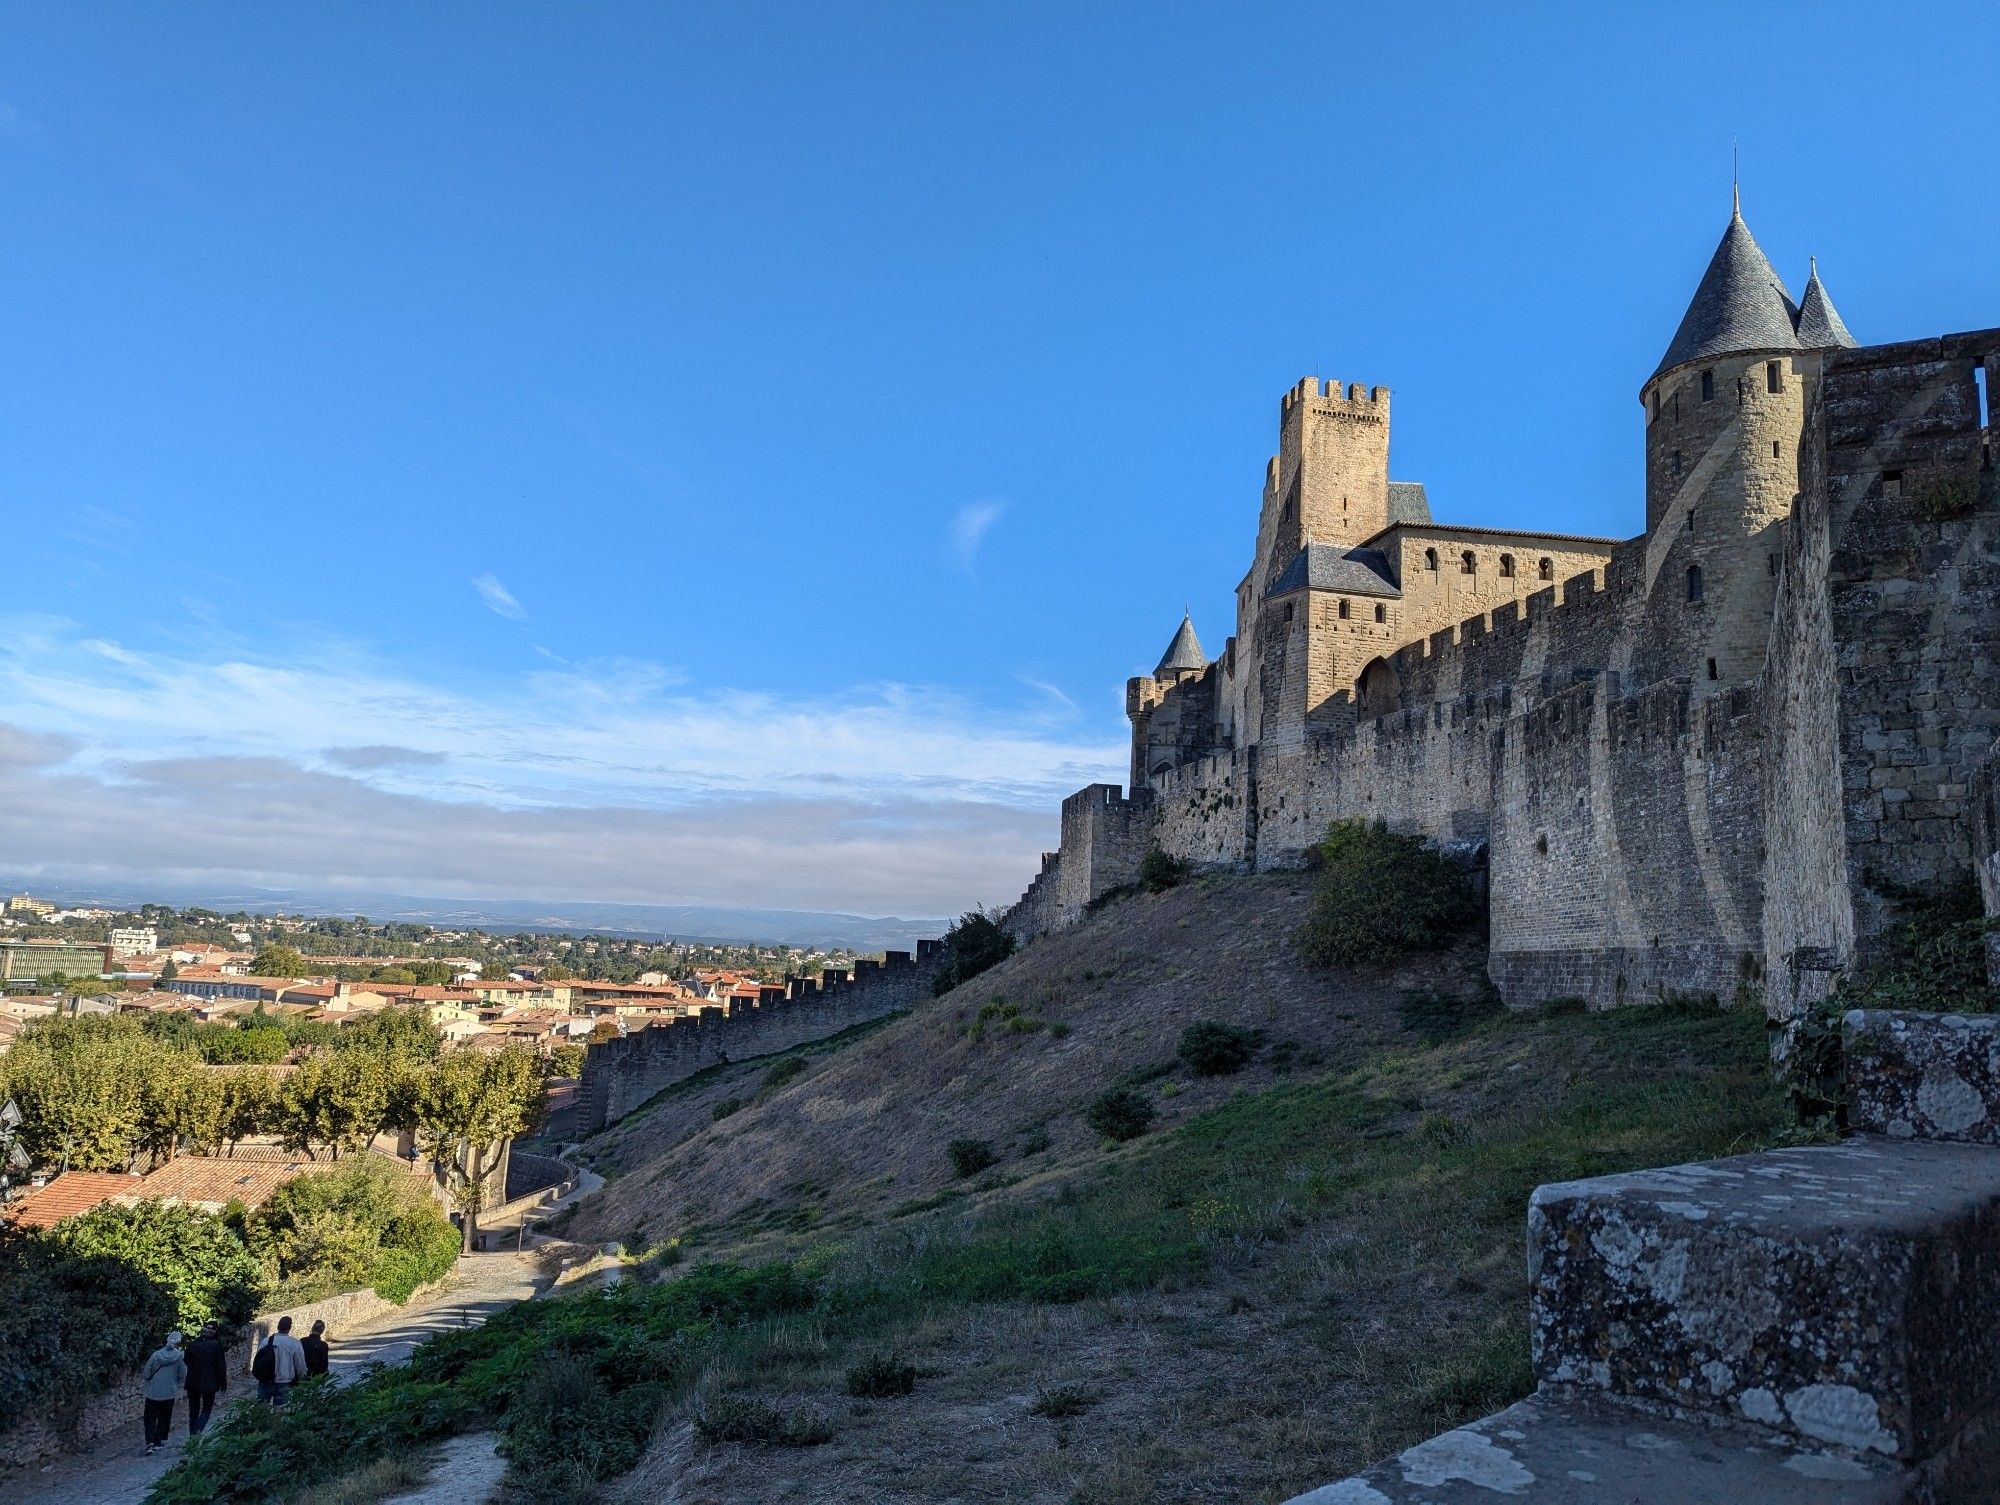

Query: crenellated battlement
left=1280, top=376, right=1391, bottom=414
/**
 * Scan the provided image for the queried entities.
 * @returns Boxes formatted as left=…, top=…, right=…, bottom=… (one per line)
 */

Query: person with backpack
left=252, top=1315, right=308, bottom=1405
left=182, top=1321, right=228, bottom=1436
left=139, top=1331, right=186, bottom=1455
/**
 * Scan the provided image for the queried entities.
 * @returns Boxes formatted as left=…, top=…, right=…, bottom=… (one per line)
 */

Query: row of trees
left=2, top=1012, right=548, bottom=1250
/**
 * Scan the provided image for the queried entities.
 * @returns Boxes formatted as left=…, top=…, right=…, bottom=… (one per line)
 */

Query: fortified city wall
left=574, top=941, right=942, bottom=1133
left=1006, top=322, right=1998, bottom=1016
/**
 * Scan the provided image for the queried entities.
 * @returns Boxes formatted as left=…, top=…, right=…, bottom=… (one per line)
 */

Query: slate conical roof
left=1154, top=613, right=1206, bottom=677
left=1794, top=259, right=1857, bottom=351
left=1652, top=207, right=1801, bottom=380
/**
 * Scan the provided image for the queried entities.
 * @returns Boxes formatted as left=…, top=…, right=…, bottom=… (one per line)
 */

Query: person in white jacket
left=254, top=1315, right=309, bottom=1406
left=139, top=1332, right=186, bottom=1454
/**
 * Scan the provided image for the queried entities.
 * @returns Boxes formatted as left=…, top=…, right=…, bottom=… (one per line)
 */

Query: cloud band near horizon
left=0, top=615, right=1121, bottom=917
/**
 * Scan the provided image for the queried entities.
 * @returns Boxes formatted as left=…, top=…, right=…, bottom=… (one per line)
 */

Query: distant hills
left=0, top=879, right=947, bottom=952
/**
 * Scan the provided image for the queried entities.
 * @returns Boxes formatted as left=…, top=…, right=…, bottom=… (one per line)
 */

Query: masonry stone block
left=1529, top=1140, right=2000, bottom=1462
left=1847, top=1010, right=2000, bottom=1145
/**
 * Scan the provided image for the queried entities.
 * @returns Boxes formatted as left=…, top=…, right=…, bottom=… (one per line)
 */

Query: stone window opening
left=1767, top=553, right=1779, bottom=576
left=1374, top=604, right=1386, bottom=623
left=1423, top=547, right=1438, bottom=571
left=1498, top=553, right=1515, bottom=578
left=1538, top=557, right=1553, bottom=581
left=1700, top=369, right=1715, bottom=402
left=1766, top=361, right=1783, bottom=394
left=1282, top=602, right=1294, bottom=624
left=1337, top=598, right=1350, bottom=620
left=1459, top=550, right=1476, bottom=575
left=1706, top=657, right=1719, bottom=680
left=1686, top=564, right=1704, bottom=603
left=1672, top=449, right=1683, bottom=478
left=1772, top=440, right=1781, bottom=458
left=1883, top=469, right=1903, bottom=498
left=1535, top=834, right=1549, bottom=856
left=1650, top=389, right=1660, bottom=422
left=1686, top=508, right=1695, bottom=532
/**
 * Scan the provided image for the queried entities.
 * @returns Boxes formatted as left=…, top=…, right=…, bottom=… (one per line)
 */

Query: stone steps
left=1286, top=1391, right=1911, bottom=1504
left=1283, top=1010, right=2000, bottom=1503
left=1530, top=1136, right=2000, bottom=1461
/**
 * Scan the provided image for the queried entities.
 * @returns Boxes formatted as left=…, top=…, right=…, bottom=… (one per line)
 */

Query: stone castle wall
left=574, top=942, right=941, bottom=1132
left=1008, top=329, right=1999, bottom=1014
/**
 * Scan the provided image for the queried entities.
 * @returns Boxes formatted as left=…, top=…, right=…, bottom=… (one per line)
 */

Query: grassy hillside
left=160, top=873, right=1793, bottom=1505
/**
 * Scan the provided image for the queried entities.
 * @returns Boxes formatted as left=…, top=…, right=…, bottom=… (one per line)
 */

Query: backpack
left=252, top=1338, right=277, bottom=1383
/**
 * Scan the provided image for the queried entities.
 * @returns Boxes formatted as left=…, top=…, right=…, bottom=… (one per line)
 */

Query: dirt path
left=0, top=1252, right=544, bottom=1505
left=379, top=1432, right=506, bottom=1505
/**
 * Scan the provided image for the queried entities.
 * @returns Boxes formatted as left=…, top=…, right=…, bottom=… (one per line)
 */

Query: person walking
left=301, top=1319, right=330, bottom=1378
left=183, top=1320, right=228, bottom=1436
left=253, top=1316, right=308, bottom=1405
left=139, top=1331, right=186, bottom=1455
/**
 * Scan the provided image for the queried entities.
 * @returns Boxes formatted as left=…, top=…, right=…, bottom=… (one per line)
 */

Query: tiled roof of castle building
left=1794, top=260, right=1857, bottom=351
left=1653, top=206, right=1801, bottom=379
left=3, top=1171, right=143, bottom=1228
left=1270, top=544, right=1400, bottom=599
left=1154, top=614, right=1207, bottom=676
left=1386, top=481, right=1431, bottom=526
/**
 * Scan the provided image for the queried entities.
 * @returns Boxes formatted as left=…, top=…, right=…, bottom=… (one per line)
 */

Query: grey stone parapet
left=1528, top=1139, right=2000, bottom=1464
left=1847, top=1009, right=2000, bottom=1145
left=1284, top=1391, right=1907, bottom=1504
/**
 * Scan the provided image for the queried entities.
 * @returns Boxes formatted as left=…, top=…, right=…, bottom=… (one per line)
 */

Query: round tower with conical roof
left=1634, top=198, right=1857, bottom=693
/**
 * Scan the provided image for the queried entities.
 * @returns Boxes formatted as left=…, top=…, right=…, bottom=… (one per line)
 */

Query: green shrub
left=1139, top=847, right=1190, bottom=892
left=948, top=1138, right=999, bottom=1178
left=1300, top=819, right=1478, bottom=967
left=1085, top=1088, right=1155, bottom=1143
left=51, top=1199, right=263, bottom=1329
left=694, top=1394, right=833, bottom=1446
left=1176, top=1021, right=1259, bottom=1076
left=711, top=1097, right=746, bottom=1122
left=0, top=1227, right=176, bottom=1434
left=762, top=1056, right=808, bottom=1092
left=845, top=1354, right=917, bottom=1397
left=245, top=1156, right=457, bottom=1305
left=932, top=911, right=1015, bottom=996
left=1018, top=1126, right=1052, bottom=1156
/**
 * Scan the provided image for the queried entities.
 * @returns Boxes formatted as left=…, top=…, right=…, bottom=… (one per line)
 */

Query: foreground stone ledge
left=1282, top=1392, right=1909, bottom=1504
left=1528, top=1139, right=2000, bottom=1460
left=1846, top=1008, right=2000, bottom=1145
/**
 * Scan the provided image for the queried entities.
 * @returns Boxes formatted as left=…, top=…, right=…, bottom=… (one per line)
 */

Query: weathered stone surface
left=1529, top=1139, right=2000, bottom=1460
left=1282, top=1392, right=1910, bottom=1504
left=1848, top=1010, right=2000, bottom=1145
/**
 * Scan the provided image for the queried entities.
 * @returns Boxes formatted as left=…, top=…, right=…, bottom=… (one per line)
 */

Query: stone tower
left=1635, top=196, right=1856, bottom=692
left=1126, top=614, right=1210, bottom=790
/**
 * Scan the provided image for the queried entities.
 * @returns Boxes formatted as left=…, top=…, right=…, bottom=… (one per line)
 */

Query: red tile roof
left=4, top=1172, right=145, bottom=1228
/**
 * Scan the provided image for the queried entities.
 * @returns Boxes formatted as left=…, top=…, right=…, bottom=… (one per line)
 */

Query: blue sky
left=0, top=3, right=1993, bottom=919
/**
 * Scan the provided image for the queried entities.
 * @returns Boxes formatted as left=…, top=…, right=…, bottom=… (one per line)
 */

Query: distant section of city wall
left=573, top=941, right=942, bottom=1133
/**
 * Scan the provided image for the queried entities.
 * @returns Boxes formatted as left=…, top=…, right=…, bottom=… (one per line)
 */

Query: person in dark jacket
left=301, top=1320, right=330, bottom=1378
left=182, top=1321, right=228, bottom=1436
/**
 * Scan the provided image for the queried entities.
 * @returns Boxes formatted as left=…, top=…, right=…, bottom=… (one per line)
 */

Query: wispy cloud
left=471, top=572, right=528, bottom=621
left=949, top=500, right=1006, bottom=571
left=0, top=617, right=1127, bottom=915
left=1016, top=674, right=1078, bottom=714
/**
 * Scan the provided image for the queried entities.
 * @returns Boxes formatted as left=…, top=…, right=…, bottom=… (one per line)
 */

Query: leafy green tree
left=479, top=960, right=514, bottom=982
left=246, top=1156, right=455, bottom=1301
left=412, top=1046, right=546, bottom=1251
left=250, top=944, right=309, bottom=979
left=49, top=1200, right=263, bottom=1328
left=1300, top=819, right=1479, bottom=967
left=158, top=958, right=180, bottom=983
left=405, top=961, right=455, bottom=987
left=273, top=1050, right=394, bottom=1160
left=931, top=910, right=1015, bottom=996
left=1, top=1016, right=187, bottom=1170
left=546, top=1043, right=586, bottom=1079
left=339, top=1006, right=443, bottom=1064
left=539, top=961, right=574, bottom=982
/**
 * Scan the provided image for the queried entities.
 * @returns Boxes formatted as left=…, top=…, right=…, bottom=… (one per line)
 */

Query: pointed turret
left=1652, top=206, right=1801, bottom=380
left=1154, top=613, right=1206, bottom=678
left=1794, top=257, right=1857, bottom=351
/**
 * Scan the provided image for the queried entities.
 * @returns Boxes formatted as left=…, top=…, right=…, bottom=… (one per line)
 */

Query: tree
left=546, top=1043, right=586, bottom=1079
left=251, top=944, right=309, bottom=979
left=50, top=1200, right=263, bottom=1328
left=273, top=1050, right=393, bottom=1160
left=158, top=958, right=179, bottom=983
left=540, top=962, right=574, bottom=982
left=479, top=960, right=514, bottom=982
left=339, top=1006, right=442, bottom=1065
left=931, top=910, right=1015, bottom=996
left=0, top=1016, right=185, bottom=1171
left=412, top=1046, right=546, bottom=1252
